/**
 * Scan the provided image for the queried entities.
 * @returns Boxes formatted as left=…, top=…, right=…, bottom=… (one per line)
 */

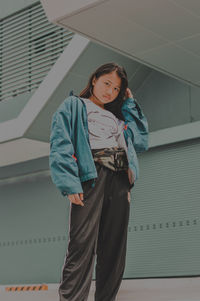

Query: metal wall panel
left=124, top=138, right=200, bottom=278
left=0, top=170, right=70, bottom=284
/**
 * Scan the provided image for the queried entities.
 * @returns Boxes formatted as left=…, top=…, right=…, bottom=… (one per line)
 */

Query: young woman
left=49, top=62, right=149, bottom=301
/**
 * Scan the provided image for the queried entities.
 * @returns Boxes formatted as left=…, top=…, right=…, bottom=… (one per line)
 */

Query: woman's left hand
left=125, top=88, right=133, bottom=99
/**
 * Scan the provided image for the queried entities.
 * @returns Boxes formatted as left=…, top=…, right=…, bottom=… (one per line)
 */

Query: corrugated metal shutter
left=125, top=138, right=200, bottom=278
left=0, top=2, right=74, bottom=102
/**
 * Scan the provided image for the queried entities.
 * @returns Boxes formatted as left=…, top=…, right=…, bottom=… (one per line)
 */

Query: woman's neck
left=88, top=95, right=104, bottom=110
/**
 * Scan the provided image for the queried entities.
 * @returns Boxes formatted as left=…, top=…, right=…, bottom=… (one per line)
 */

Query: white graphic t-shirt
left=81, top=98, right=127, bottom=151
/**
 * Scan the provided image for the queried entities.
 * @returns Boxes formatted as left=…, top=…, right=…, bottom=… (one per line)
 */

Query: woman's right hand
left=125, top=87, right=134, bottom=99
left=67, top=193, right=84, bottom=206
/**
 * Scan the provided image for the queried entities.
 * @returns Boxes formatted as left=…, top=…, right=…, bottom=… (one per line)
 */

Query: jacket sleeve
left=49, top=108, right=83, bottom=196
left=121, top=97, right=149, bottom=153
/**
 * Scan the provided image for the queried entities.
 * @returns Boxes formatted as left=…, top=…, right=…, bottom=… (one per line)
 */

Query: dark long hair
left=79, top=62, right=129, bottom=120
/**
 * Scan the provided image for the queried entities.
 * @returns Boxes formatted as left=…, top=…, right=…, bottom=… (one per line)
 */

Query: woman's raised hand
left=67, top=193, right=84, bottom=206
left=125, top=88, right=133, bottom=99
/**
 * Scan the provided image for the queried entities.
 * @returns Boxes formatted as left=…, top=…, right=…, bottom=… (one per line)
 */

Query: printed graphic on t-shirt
left=82, top=98, right=126, bottom=150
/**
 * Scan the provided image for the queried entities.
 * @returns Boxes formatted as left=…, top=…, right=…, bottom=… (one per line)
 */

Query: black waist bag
left=91, top=147, right=128, bottom=172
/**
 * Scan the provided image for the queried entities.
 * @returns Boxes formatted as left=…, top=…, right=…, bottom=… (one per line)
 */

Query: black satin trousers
left=59, top=162, right=131, bottom=301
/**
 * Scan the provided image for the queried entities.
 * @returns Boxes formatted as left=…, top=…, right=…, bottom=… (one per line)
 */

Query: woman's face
left=90, top=71, right=121, bottom=107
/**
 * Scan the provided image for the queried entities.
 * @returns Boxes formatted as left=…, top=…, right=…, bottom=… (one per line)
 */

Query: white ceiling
left=41, top=0, right=200, bottom=87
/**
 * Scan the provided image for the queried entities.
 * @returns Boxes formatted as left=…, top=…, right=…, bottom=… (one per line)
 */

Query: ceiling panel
left=112, top=0, right=200, bottom=41
left=176, top=34, right=200, bottom=57
left=171, top=0, right=200, bottom=17
left=60, top=2, right=169, bottom=54
left=41, top=0, right=200, bottom=87
left=138, top=44, right=200, bottom=86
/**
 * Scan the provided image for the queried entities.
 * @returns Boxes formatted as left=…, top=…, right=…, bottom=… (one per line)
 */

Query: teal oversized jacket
left=49, top=93, right=149, bottom=196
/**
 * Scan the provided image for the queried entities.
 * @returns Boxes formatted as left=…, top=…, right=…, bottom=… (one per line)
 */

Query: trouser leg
left=95, top=169, right=130, bottom=301
left=58, top=163, right=106, bottom=301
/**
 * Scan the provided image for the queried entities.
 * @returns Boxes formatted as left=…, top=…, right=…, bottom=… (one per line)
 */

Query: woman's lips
left=103, top=95, right=111, bottom=100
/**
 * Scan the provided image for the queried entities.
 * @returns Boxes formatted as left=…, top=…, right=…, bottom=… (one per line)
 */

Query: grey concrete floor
left=0, top=277, right=200, bottom=301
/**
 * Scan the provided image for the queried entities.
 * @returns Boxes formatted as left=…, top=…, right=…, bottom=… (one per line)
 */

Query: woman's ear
left=92, top=76, right=96, bottom=86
